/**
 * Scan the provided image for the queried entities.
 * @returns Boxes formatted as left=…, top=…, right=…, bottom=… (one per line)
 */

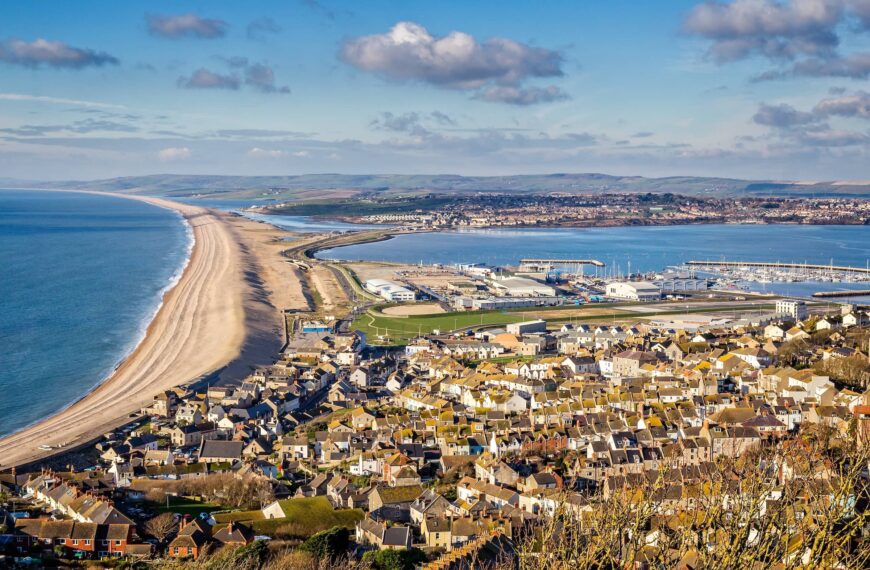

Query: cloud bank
left=685, top=0, right=870, bottom=80
left=340, top=21, right=566, bottom=105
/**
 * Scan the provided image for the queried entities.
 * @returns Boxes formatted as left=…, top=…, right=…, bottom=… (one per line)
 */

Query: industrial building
left=452, top=296, right=562, bottom=311
left=507, top=320, right=547, bottom=335
left=364, top=279, right=416, bottom=302
left=653, top=271, right=709, bottom=293
left=605, top=281, right=661, bottom=302
left=776, top=299, right=808, bottom=321
left=489, top=276, right=556, bottom=297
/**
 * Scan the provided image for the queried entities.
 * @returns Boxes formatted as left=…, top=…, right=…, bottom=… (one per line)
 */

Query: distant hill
left=4, top=173, right=870, bottom=200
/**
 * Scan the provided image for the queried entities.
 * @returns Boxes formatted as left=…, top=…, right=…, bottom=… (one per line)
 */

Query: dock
left=812, top=290, right=870, bottom=298
left=519, top=258, right=605, bottom=272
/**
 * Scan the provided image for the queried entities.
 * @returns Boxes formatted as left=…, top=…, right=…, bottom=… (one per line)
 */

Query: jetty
left=812, top=290, right=870, bottom=298
left=519, top=258, right=605, bottom=272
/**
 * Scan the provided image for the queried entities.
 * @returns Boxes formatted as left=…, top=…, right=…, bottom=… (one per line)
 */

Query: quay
left=687, top=260, right=870, bottom=275
left=519, top=258, right=606, bottom=272
left=812, top=289, right=870, bottom=298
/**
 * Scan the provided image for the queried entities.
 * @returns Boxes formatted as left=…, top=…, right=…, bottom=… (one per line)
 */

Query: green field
left=213, top=496, right=363, bottom=539
left=352, top=302, right=778, bottom=345
left=353, top=308, right=532, bottom=343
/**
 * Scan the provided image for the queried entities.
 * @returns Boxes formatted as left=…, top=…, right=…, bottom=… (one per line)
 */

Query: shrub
left=300, top=526, right=350, bottom=560
left=362, top=548, right=427, bottom=570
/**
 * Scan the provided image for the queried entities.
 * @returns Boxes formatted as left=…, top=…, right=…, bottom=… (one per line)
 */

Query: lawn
left=352, top=302, right=778, bottom=345
left=213, top=496, right=363, bottom=539
left=353, top=308, right=530, bottom=344
left=155, top=496, right=222, bottom=516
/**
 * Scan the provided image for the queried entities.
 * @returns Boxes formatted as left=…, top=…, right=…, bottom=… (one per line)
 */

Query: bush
left=362, top=548, right=427, bottom=570
left=300, top=526, right=350, bottom=560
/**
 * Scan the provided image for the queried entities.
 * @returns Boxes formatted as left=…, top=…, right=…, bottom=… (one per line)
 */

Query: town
left=2, top=248, right=869, bottom=568
left=262, top=193, right=870, bottom=230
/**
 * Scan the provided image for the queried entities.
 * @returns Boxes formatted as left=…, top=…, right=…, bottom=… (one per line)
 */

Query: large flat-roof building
left=507, top=320, right=547, bottom=335
left=489, top=276, right=556, bottom=297
left=365, top=279, right=416, bottom=302
left=452, top=296, right=562, bottom=311
left=605, top=281, right=661, bottom=302
left=653, top=272, right=709, bottom=293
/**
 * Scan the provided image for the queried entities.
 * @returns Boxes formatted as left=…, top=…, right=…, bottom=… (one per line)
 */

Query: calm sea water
left=238, top=211, right=384, bottom=233
left=317, top=224, right=870, bottom=299
left=0, top=190, right=190, bottom=437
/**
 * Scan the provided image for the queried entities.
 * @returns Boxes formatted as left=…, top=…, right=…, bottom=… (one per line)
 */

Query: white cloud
left=158, top=146, right=191, bottom=160
left=248, top=147, right=285, bottom=158
left=247, top=147, right=310, bottom=158
left=340, top=21, right=565, bottom=104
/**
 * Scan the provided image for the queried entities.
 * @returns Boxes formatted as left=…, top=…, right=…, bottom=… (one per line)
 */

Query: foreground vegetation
left=140, top=427, right=868, bottom=569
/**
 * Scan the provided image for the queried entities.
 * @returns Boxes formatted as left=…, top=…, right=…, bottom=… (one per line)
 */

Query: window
left=115, top=540, right=122, bottom=545
left=72, top=539, right=79, bottom=545
left=85, top=539, right=91, bottom=545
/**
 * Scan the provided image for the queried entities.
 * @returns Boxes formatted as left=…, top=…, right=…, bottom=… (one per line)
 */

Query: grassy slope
left=212, top=496, right=363, bottom=538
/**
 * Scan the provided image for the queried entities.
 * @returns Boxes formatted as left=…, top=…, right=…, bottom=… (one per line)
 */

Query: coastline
left=0, top=193, right=249, bottom=468
left=0, top=190, right=194, bottom=441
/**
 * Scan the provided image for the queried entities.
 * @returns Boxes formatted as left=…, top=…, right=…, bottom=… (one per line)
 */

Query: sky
left=1, top=0, right=870, bottom=181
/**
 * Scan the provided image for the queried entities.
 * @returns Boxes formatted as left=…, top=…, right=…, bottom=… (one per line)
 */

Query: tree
left=300, top=526, right=350, bottom=560
left=144, top=512, right=178, bottom=543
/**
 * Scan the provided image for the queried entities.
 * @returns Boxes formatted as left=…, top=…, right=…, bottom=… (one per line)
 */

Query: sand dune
left=0, top=196, right=247, bottom=468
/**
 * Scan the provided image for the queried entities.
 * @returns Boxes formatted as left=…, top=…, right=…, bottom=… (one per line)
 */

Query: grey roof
left=199, top=439, right=244, bottom=459
left=382, top=526, right=411, bottom=547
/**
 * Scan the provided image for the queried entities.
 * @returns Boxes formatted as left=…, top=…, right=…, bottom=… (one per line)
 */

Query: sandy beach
left=0, top=195, right=273, bottom=468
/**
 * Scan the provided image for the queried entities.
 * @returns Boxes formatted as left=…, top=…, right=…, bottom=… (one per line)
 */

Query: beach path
left=0, top=196, right=246, bottom=468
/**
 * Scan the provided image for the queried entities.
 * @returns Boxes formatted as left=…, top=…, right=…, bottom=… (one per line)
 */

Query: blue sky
left=1, top=0, right=869, bottom=180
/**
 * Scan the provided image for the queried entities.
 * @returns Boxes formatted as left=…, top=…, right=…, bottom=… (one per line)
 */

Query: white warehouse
left=489, top=276, right=556, bottom=297
left=605, top=281, right=661, bottom=302
left=365, top=279, right=416, bottom=302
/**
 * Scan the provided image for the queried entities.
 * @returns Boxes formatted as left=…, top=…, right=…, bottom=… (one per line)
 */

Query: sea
left=315, top=224, right=870, bottom=300
left=0, top=190, right=191, bottom=438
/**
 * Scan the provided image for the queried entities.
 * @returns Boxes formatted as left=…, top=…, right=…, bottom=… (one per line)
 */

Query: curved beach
left=0, top=195, right=246, bottom=468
